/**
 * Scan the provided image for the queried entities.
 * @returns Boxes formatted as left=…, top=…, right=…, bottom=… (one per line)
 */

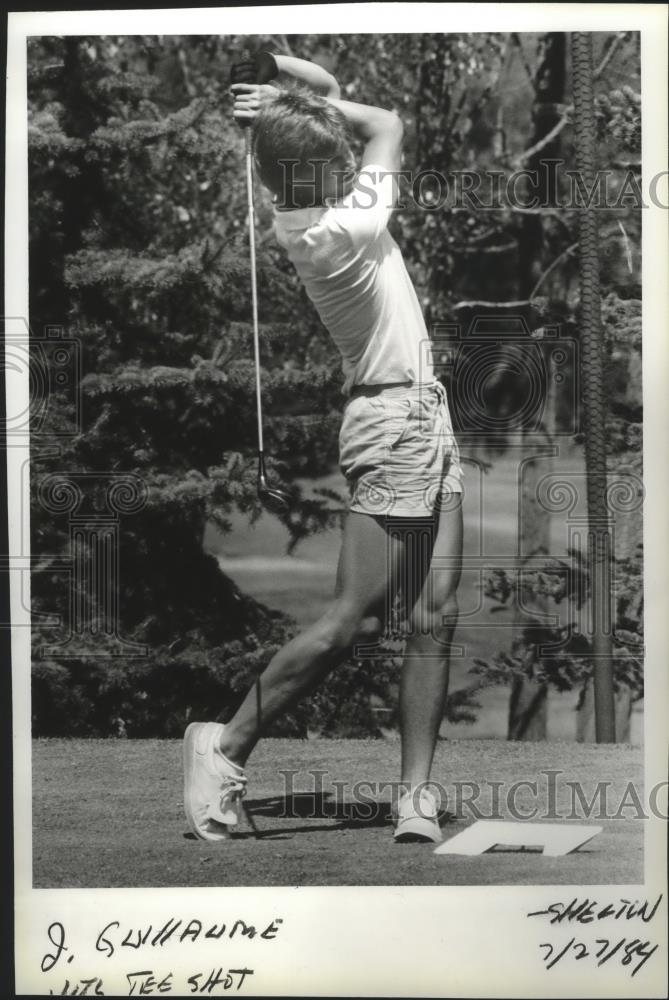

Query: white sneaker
left=393, top=787, right=442, bottom=843
left=183, top=722, right=247, bottom=841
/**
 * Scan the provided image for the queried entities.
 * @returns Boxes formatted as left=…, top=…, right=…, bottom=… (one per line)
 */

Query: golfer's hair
left=253, top=89, right=352, bottom=198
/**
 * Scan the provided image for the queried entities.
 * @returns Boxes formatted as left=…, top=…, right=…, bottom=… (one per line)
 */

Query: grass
left=33, top=737, right=644, bottom=888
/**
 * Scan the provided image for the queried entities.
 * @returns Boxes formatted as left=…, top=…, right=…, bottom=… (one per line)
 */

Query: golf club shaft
left=244, top=128, right=265, bottom=456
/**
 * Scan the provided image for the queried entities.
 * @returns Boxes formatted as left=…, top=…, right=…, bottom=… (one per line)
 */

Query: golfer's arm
left=325, top=97, right=404, bottom=173
left=273, top=54, right=340, bottom=98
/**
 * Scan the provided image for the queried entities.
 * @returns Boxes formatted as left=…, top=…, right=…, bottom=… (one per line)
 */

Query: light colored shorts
left=338, top=380, right=464, bottom=518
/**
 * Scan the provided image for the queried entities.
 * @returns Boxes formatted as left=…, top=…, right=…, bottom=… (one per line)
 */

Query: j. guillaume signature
left=94, top=917, right=284, bottom=957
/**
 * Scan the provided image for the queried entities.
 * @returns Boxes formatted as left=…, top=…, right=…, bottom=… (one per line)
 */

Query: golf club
left=231, top=55, right=291, bottom=515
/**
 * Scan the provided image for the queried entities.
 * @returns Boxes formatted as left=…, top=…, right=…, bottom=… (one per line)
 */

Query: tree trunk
left=507, top=387, right=555, bottom=741
left=517, top=33, right=566, bottom=298
left=508, top=33, right=566, bottom=740
left=508, top=649, right=548, bottom=740
left=576, top=680, right=633, bottom=742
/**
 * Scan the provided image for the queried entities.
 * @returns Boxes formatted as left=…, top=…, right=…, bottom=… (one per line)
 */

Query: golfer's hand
left=231, top=83, right=280, bottom=123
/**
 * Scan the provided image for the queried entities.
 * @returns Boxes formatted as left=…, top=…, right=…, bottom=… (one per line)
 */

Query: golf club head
left=258, top=486, right=290, bottom=514
left=258, top=477, right=291, bottom=514
left=257, top=455, right=291, bottom=514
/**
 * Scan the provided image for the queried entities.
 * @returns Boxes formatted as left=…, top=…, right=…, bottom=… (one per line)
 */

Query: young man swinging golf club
left=184, top=51, right=464, bottom=844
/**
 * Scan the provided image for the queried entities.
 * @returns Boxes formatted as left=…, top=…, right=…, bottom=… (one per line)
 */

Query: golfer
left=184, top=53, right=464, bottom=843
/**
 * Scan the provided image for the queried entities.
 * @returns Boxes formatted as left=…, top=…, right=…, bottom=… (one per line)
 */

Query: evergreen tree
left=29, top=35, right=345, bottom=737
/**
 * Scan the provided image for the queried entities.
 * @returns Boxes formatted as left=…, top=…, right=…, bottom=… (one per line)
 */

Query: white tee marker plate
left=434, top=820, right=603, bottom=856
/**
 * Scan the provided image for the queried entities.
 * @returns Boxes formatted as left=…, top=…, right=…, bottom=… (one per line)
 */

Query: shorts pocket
left=376, top=396, right=414, bottom=450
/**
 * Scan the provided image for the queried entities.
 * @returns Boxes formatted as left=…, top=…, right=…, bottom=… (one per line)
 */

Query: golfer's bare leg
left=219, top=511, right=403, bottom=766
left=399, top=496, right=463, bottom=788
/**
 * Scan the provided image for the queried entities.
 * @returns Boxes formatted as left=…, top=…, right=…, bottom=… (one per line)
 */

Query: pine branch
left=64, top=243, right=247, bottom=293
left=88, top=99, right=207, bottom=153
left=81, top=360, right=341, bottom=399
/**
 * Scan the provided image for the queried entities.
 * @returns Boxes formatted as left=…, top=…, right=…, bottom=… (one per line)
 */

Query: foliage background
left=28, top=32, right=642, bottom=738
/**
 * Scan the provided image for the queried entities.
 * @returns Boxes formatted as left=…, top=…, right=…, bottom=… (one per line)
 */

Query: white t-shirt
left=273, top=164, right=434, bottom=396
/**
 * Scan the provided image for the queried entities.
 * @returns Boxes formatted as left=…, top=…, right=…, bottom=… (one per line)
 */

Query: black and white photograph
left=5, top=4, right=668, bottom=997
